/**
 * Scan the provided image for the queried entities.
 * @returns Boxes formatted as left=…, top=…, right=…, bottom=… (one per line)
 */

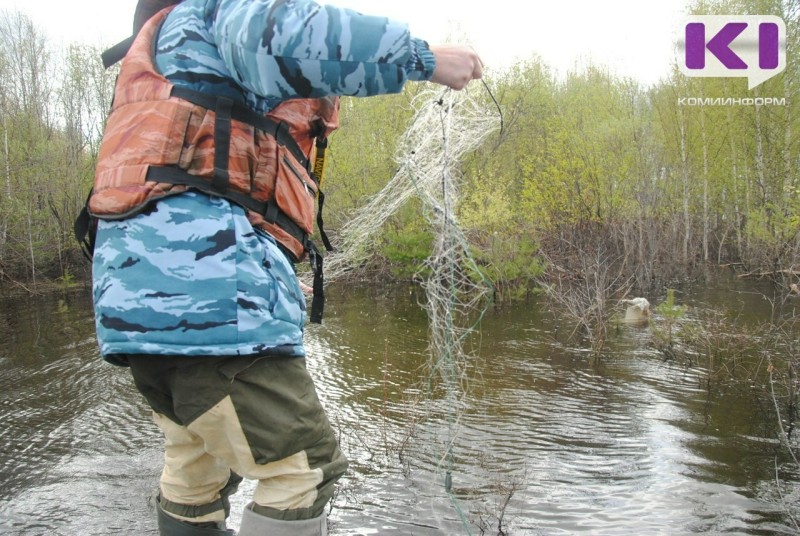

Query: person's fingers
left=472, top=52, right=484, bottom=80
left=299, top=281, right=313, bottom=296
left=429, top=45, right=483, bottom=90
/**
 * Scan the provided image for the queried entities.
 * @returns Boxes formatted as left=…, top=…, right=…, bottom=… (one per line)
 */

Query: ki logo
left=679, top=16, right=786, bottom=90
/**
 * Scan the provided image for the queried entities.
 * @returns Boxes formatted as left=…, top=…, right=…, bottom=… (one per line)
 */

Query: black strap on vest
left=308, top=242, right=325, bottom=324
left=312, top=138, right=334, bottom=252
left=102, top=36, right=136, bottom=69
left=316, top=189, right=333, bottom=252
left=102, top=0, right=183, bottom=68
left=74, top=189, right=97, bottom=261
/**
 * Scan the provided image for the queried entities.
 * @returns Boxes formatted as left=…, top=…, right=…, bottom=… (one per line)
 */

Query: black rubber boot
left=157, top=501, right=236, bottom=535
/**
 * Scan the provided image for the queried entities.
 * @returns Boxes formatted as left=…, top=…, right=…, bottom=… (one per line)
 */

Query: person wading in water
left=78, top=0, right=482, bottom=533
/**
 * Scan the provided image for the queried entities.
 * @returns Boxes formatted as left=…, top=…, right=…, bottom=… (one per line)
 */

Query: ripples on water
left=0, top=291, right=162, bottom=535
left=302, top=286, right=799, bottom=535
left=1, top=282, right=799, bottom=535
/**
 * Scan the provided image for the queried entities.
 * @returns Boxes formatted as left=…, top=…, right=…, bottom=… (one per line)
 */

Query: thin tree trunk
left=679, top=107, right=691, bottom=265
left=1, top=116, right=9, bottom=255
left=3, top=118, right=8, bottom=197
left=785, top=73, right=794, bottom=204
left=728, top=105, right=746, bottom=261
left=754, top=101, right=767, bottom=205
left=701, top=106, right=709, bottom=263
left=26, top=207, right=36, bottom=288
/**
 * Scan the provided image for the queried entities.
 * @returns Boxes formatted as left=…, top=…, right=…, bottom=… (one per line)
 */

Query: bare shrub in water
left=470, top=458, right=528, bottom=536
left=650, top=289, right=689, bottom=362
left=647, top=297, right=800, bottom=526
left=658, top=305, right=799, bottom=450
left=536, top=222, right=633, bottom=353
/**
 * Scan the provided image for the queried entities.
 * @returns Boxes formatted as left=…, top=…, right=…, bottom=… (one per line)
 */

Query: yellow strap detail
left=313, top=139, right=328, bottom=191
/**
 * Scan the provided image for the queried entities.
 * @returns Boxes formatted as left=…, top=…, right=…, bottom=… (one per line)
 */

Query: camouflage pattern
left=93, top=191, right=306, bottom=359
left=156, top=0, right=436, bottom=112
left=92, top=0, right=435, bottom=360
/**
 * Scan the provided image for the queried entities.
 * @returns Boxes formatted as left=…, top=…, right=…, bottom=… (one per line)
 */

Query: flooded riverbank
left=1, top=274, right=798, bottom=534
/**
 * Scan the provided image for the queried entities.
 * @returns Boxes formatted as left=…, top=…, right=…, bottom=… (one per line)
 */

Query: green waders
left=127, top=355, right=347, bottom=536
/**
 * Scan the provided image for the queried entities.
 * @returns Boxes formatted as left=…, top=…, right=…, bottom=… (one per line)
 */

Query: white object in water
left=623, top=297, right=651, bottom=323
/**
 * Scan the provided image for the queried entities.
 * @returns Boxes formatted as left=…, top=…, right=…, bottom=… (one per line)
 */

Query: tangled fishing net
left=319, top=85, right=502, bottom=528
left=322, top=85, right=500, bottom=388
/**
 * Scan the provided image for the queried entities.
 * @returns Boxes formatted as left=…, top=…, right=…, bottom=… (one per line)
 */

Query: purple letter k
left=686, top=22, right=748, bottom=70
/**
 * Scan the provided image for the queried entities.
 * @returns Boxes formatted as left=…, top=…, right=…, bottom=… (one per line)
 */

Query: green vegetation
left=0, top=11, right=114, bottom=290
left=651, top=288, right=688, bottom=360
left=0, top=0, right=798, bottom=303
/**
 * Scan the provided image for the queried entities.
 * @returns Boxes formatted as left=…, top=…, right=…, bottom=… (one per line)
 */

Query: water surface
left=1, top=276, right=798, bottom=535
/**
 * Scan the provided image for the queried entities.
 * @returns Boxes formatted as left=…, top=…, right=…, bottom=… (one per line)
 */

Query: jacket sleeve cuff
left=405, top=38, right=436, bottom=81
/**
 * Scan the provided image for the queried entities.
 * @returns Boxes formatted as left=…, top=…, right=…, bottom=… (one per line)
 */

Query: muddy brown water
left=1, top=274, right=799, bottom=535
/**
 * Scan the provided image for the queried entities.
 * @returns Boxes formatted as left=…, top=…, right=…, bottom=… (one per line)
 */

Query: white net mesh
left=321, top=84, right=500, bottom=392
left=321, top=87, right=500, bottom=289
left=316, top=86, right=501, bottom=528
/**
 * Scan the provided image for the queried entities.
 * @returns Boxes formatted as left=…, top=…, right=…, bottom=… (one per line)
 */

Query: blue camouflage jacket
left=92, top=0, right=436, bottom=363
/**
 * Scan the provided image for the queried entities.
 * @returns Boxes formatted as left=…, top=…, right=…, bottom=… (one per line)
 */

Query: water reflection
left=0, top=290, right=161, bottom=535
left=1, top=279, right=798, bottom=535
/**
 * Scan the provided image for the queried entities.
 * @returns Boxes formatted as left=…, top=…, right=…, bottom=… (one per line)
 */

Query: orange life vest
left=89, top=6, right=339, bottom=263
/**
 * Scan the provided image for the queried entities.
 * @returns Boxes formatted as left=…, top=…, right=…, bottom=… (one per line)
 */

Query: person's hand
left=429, top=45, right=483, bottom=90
left=299, top=281, right=313, bottom=296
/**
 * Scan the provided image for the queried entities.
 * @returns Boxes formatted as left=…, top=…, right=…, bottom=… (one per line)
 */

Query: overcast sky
left=0, top=0, right=689, bottom=86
